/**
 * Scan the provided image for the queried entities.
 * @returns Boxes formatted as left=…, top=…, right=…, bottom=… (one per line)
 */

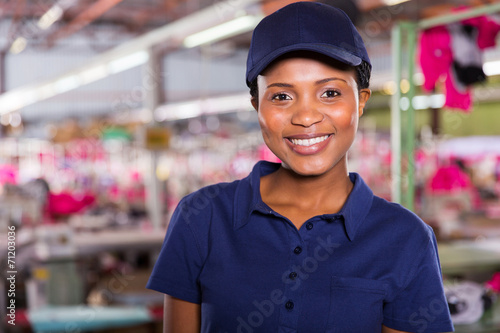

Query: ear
left=251, top=98, right=259, bottom=111
left=358, top=89, right=371, bottom=117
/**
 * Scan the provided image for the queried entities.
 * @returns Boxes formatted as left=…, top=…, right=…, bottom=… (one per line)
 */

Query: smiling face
left=253, top=53, right=371, bottom=177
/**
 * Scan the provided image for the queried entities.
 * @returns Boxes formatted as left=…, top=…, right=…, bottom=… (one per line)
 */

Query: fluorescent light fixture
left=9, top=37, right=27, bottom=54
left=428, top=94, right=445, bottom=108
left=411, top=94, right=445, bottom=110
left=38, top=5, right=64, bottom=30
left=155, top=93, right=252, bottom=121
left=53, top=75, right=81, bottom=94
left=37, top=85, right=56, bottom=100
left=0, top=93, right=25, bottom=112
left=38, top=0, right=77, bottom=29
left=383, top=0, right=410, bottom=5
left=1, top=90, right=39, bottom=113
left=156, top=101, right=201, bottom=121
left=483, top=60, right=500, bottom=76
left=202, top=93, right=251, bottom=114
left=183, top=15, right=261, bottom=48
left=412, top=95, right=429, bottom=110
left=79, top=65, right=108, bottom=85
left=108, top=51, right=150, bottom=74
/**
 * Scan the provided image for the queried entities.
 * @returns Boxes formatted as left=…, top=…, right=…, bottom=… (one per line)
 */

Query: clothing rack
left=390, top=3, right=500, bottom=210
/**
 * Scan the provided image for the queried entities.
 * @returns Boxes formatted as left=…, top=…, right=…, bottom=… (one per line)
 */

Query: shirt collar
left=338, top=173, right=374, bottom=241
left=233, top=161, right=280, bottom=230
left=233, top=161, right=374, bottom=241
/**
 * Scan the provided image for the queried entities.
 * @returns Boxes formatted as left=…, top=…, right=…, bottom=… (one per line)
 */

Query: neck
left=262, top=161, right=353, bottom=214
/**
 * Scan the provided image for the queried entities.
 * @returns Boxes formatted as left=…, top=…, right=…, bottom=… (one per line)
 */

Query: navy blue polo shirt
left=147, top=161, right=454, bottom=333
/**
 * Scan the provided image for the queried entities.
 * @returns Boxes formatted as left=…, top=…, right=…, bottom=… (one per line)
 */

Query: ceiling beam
left=47, top=0, right=124, bottom=45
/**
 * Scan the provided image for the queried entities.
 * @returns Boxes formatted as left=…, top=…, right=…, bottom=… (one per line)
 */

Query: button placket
left=278, top=227, right=304, bottom=331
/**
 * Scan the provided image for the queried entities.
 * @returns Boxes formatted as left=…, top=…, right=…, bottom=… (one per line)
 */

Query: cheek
left=258, top=110, right=286, bottom=140
left=330, top=105, right=359, bottom=129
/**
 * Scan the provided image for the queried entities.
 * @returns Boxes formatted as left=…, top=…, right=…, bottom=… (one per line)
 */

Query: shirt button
left=293, top=246, right=302, bottom=254
left=285, top=300, right=294, bottom=310
left=306, top=222, right=313, bottom=230
left=289, top=272, right=298, bottom=280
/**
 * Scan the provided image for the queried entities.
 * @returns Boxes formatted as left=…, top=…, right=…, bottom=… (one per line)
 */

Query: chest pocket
left=326, top=276, right=387, bottom=333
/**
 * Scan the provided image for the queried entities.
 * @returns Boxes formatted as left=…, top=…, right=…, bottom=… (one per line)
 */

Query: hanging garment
left=445, top=67, right=472, bottom=111
left=418, top=9, right=500, bottom=112
left=462, top=14, right=500, bottom=50
left=448, top=23, right=486, bottom=86
left=418, top=26, right=453, bottom=92
left=418, top=26, right=472, bottom=111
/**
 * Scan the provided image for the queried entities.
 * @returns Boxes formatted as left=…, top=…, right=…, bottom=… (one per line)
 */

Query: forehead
left=260, top=52, right=356, bottom=81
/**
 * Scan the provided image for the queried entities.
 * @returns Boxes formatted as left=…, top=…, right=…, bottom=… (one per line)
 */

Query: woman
left=147, top=2, right=454, bottom=332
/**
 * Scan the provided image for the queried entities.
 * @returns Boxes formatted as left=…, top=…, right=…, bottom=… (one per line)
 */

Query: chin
left=282, top=161, right=332, bottom=177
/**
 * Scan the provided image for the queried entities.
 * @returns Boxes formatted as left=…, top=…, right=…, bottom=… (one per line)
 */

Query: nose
left=290, top=100, right=324, bottom=127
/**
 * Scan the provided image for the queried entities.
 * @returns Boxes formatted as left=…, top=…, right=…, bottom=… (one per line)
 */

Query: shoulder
left=173, top=180, right=240, bottom=226
left=182, top=180, right=240, bottom=207
left=368, top=195, right=435, bottom=244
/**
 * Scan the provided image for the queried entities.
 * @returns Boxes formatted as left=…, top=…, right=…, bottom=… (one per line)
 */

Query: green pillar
left=390, top=23, right=403, bottom=205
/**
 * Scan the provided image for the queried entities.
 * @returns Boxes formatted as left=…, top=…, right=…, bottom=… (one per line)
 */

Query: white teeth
left=290, top=135, right=329, bottom=146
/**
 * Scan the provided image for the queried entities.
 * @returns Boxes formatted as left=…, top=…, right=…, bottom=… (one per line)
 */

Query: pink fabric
left=47, top=192, right=95, bottom=217
left=462, top=14, right=500, bottom=50
left=419, top=26, right=453, bottom=92
left=0, top=165, right=17, bottom=185
left=486, top=272, right=500, bottom=293
left=419, top=26, right=473, bottom=111
left=418, top=10, right=500, bottom=112
left=477, top=18, right=500, bottom=49
left=428, top=165, right=472, bottom=193
left=444, top=70, right=472, bottom=111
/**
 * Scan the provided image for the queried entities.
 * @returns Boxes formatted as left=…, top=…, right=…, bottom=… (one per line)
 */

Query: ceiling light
left=38, top=0, right=76, bottom=29
left=412, top=94, right=445, bottom=110
left=38, top=5, right=64, bottom=30
left=155, top=101, right=201, bottom=121
left=155, top=93, right=252, bottom=121
left=483, top=60, right=500, bottom=76
left=9, top=37, right=27, bottom=54
left=79, top=65, right=108, bottom=85
left=108, top=51, right=150, bottom=74
left=0, top=90, right=36, bottom=113
left=183, top=15, right=262, bottom=48
left=383, top=0, right=410, bottom=6
left=53, top=75, right=81, bottom=94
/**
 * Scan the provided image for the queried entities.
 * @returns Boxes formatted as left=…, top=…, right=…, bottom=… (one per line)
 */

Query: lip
left=285, top=133, right=333, bottom=155
left=286, top=133, right=331, bottom=140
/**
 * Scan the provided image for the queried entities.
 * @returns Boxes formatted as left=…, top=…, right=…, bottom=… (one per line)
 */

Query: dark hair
left=249, top=60, right=371, bottom=106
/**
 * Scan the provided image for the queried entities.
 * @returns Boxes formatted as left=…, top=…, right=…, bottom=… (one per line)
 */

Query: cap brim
left=246, top=43, right=363, bottom=86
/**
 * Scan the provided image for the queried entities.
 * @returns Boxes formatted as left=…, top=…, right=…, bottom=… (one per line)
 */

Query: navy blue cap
left=246, top=1, right=370, bottom=86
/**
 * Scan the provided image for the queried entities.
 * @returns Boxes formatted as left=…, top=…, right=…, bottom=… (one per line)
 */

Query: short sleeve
left=383, top=232, right=454, bottom=333
left=146, top=197, right=205, bottom=304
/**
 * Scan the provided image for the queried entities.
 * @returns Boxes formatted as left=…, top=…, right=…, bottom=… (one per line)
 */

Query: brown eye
left=272, top=93, right=291, bottom=101
left=321, top=90, right=340, bottom=98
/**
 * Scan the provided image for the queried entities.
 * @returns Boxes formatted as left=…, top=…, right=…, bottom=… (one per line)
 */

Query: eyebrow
left=316, top=77, right=347, bottom=85
left=266, top=77, right=347, bottom=89
left=266, top=83, right=293, bottom=89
